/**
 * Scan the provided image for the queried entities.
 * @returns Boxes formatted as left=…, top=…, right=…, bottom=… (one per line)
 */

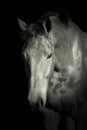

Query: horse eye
left=47, top=53, right=52, bottom=59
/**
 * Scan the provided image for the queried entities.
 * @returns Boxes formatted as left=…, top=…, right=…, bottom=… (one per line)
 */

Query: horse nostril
left=37, top=97, right=44, bottom=110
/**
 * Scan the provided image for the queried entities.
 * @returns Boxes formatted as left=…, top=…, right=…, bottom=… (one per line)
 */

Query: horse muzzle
left=28, top=92, right=46, bottom=111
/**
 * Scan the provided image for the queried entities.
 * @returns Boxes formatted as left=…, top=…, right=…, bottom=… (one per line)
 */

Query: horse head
left=18, top=11, right=87, bottom=115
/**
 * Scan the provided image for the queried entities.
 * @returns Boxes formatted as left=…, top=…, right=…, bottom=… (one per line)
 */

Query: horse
left=18, top=10, right=87, bottom=130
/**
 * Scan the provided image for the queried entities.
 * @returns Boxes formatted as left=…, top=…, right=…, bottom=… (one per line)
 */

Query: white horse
left=18, top=10, right=87, bottom=130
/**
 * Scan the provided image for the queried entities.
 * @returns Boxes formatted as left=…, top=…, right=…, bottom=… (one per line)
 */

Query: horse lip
left=29, top=102, right=45, bottom=112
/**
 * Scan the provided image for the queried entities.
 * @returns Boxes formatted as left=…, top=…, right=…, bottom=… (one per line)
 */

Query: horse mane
left=38, top=9, right=71, bottom=26
left=20, top=9, right=71, bottom=41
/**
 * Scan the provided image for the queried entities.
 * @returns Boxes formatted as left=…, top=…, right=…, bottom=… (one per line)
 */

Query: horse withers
left=18, top=10, right=87, bottom=130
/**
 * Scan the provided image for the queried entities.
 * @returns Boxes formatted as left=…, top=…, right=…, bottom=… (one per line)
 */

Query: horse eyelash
left=47, top=53, right=52, bottom=59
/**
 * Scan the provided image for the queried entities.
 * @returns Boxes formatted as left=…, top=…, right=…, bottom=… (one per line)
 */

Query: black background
left=2, top=1, right=87, bottom=130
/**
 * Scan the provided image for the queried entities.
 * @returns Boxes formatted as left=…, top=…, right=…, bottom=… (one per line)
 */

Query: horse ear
left=45, top=17, right=52, bottom=33
left=17, top=18, right=27, bottom=31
